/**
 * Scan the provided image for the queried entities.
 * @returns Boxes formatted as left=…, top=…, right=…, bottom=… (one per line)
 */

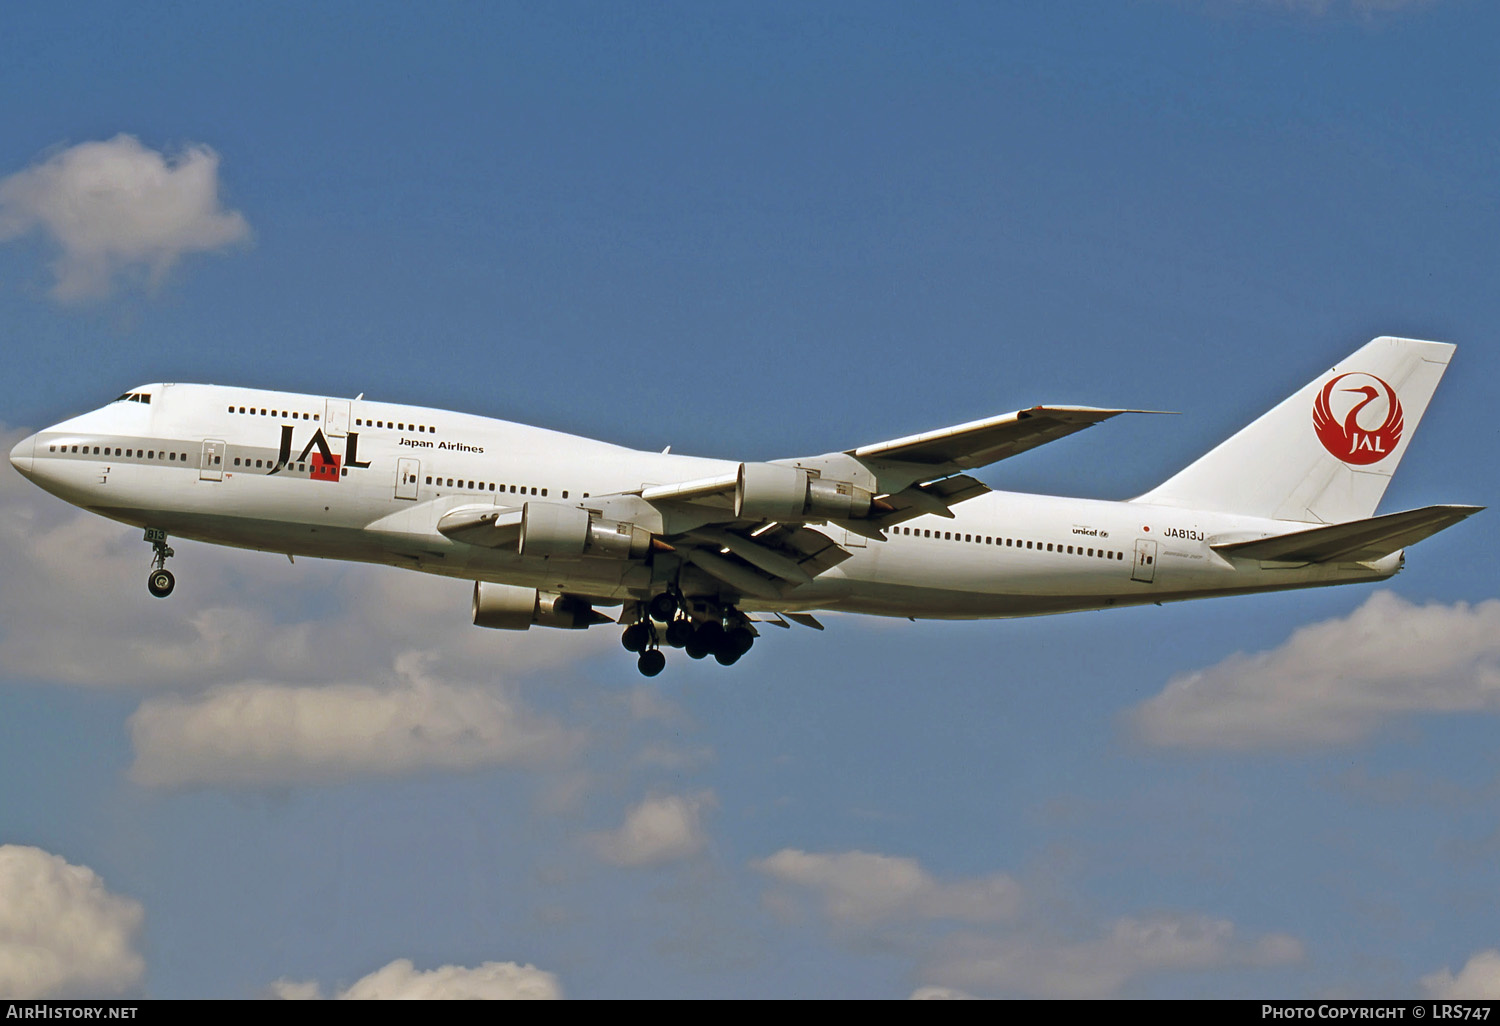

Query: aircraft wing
left=850, top=405, right=1149, bottom=472
left=1211, top=505, right=1483, bottom=564
left=620, top=406, right=1152, bottom=597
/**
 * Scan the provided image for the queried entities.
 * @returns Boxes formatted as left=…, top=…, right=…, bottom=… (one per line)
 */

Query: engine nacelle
left=472, top=582, right=600, bottom=630
left=517, top=502, right=652, bottom=560
left=734, top=462, right=873, bottom=521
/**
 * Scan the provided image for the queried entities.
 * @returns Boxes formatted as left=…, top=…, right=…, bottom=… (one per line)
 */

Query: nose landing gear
left=144, top=528, right=175, bottom=598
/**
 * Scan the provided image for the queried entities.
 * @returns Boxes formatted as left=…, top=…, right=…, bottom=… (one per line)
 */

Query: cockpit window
left=113, top=392, right=152, bottom=404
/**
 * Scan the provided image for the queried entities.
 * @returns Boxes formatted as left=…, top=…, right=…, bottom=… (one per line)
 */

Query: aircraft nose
left=9, top=433, right=34, bottom=478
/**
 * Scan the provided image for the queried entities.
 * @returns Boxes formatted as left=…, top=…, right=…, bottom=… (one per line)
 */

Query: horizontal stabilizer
left=1212, top=504, right=1482, bottom=563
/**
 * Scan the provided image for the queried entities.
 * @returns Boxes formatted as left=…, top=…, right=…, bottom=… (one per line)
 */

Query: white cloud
left=267, top=978, right=324, bottom=1000
left=909, top=985, right=975, bottom=999
left=923, top=915, right=1302, bottom=999
left=1422, top=950, right=1500, bottom=1000
left=128, top=652, right=579, bottom=787
left=752, top=849, right=1021, bottom=926
left=590, top=793, right=714, bottom=867
left=272, top=958, right=562, bottom=1000
left=0, top=134, right=250, bottom=300
left=0, top=846, right=145, bottom=998
left=1130, top=591, right=1500, bottom=749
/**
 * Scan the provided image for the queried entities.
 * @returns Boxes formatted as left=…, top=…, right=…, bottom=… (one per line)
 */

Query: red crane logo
left=1313, top=372, right=1403, bottom=465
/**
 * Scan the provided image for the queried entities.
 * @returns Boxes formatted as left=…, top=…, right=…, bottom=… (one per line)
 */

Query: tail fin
left=1133, top=336, right=1455, bottom=523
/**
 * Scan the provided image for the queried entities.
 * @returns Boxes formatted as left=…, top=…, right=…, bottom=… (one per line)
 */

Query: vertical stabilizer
left=1133, top=337, right=1455, bottom=523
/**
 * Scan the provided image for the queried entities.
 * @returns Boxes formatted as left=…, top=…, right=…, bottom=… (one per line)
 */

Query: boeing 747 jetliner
left=8, top=336, right=1479, bottom=675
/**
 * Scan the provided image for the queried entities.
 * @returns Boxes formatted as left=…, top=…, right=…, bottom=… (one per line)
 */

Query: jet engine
left=471, top=582, right=606, bottom=630
left=733, top=462, right=873, bottom=521
left=518, top=502, right=653, bottom=560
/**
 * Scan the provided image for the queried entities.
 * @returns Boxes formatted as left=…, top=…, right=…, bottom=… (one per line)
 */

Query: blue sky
left=1, top=0, right=1498, bottom=999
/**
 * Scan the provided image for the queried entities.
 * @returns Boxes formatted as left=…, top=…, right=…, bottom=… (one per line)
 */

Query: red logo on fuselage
left=1312, top=372, right=1403, bottom=465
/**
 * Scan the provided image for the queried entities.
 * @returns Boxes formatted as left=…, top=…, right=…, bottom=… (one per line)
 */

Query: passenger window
left=562, top=491, right=569, bottom=499
left=425, top=477, right=432, bottom=485
left=489, top=483, right=495, bottom=491
left=147, top=451, right=154, bottom=458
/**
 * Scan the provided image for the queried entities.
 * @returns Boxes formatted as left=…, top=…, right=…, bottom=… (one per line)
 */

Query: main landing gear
left=620, top=592, right=756, bottom=676
left=144, top=528, right=175, bottom=598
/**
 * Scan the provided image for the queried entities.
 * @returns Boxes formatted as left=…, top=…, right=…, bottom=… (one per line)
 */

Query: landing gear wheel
left=621, top=622, right=652, bottom=653
left=637, top=649, right=666, bottom=677
left=144, top=528, right=176, bottom=597
left=664, top=619, right=693, bottom=649
left=713, top=626, right=754, bottom=665
left=147, top=568, right=175, bottom=598
left=685, top=621, right=722, bottom=660
left=648, top=592, right=678, bottom=622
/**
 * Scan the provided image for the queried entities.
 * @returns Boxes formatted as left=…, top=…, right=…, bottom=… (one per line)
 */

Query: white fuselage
left=9, top=383, right=1399, bottom=619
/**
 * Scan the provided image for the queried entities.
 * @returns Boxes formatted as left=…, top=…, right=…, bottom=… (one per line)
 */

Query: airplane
left=6, top=335, right=1481, bottom=676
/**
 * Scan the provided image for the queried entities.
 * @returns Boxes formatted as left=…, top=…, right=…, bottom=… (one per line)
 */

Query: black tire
left=664, top=619, right=693, bottom=648
left=637, top=649, right=666, bottom=677
left=648, top=593, right=678, bottom=622
left=726, top=626, right=755, bottom=656
left=621, top=623, right=650, bottom=653
left=147, top=568, right=175, bottom=598
left=713, top=647, right=742, bottom=666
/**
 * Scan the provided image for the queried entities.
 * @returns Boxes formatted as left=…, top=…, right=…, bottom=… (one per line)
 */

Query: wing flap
left=1212, top=504, right=1483, bottom=563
